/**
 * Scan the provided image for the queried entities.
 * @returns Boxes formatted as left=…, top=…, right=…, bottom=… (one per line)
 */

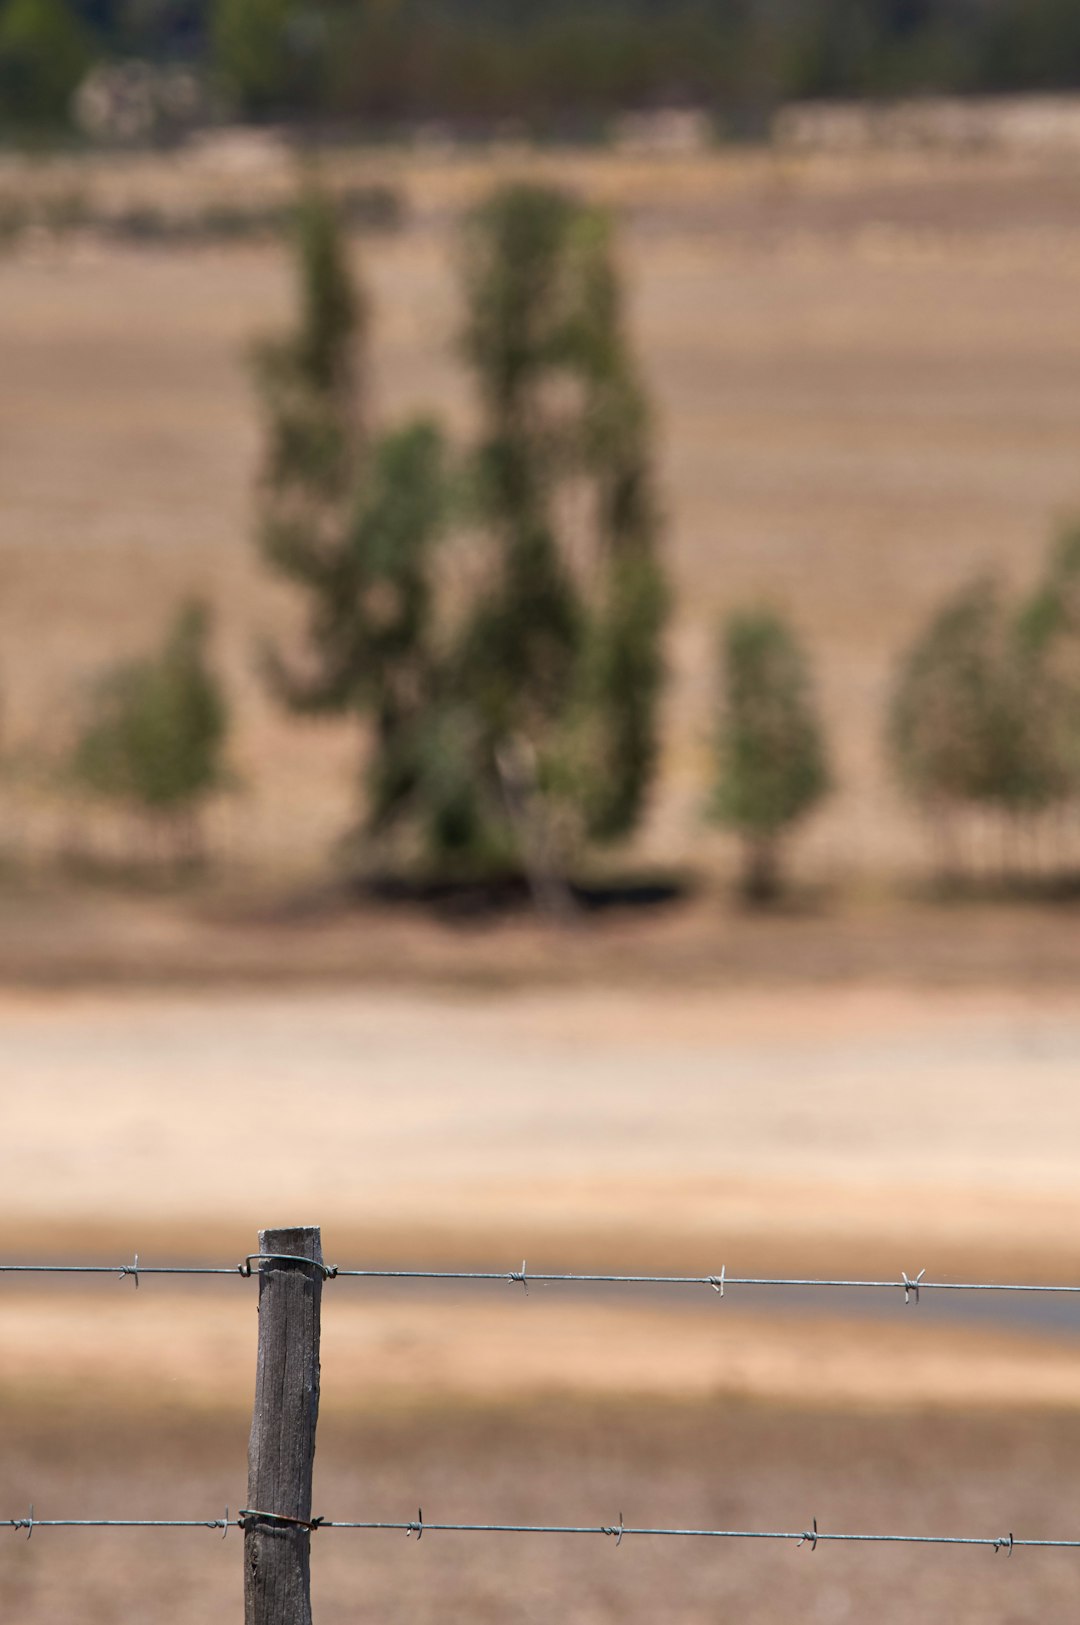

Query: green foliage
left=0, top=0, right=92, bottom=129
left=576, top=550, right=667, bottom=843
left=708, top=609, right=829, bottom=899
left=35, top=2, right=1080, bottom=135
left=258, top=188, right=360, bottom=397
left=255, top=188, right=363, bottom=509
left=210, top=0, right=292, bottom=114
left=1014, top=527, right=1080, bottom=793
left=255, top=187, right=460, bottom=862
left=256, top=181, right=666, bottom=889
left=207, top=1, right=1080, bottom=127
left=888, top=575, right=1062, bottom=820
left=460, top=182, right=667, bottom=853
left=72, top=599, right=228, bottom=819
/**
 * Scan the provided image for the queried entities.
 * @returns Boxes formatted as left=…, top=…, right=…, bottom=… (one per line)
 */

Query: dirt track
left=5, top=982, right=1080, bottom=1277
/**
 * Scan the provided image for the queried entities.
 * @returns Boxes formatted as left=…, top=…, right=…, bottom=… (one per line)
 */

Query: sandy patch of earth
left=3, top=983, right=1080, bottom=1278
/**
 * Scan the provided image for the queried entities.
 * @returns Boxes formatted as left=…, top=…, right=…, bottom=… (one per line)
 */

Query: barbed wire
left=10, top=1254, right=1077, bottom=1579
left=6, top=1507, right=1079, bottom=1553
left=3, top=1255, right=1080, bottom=1303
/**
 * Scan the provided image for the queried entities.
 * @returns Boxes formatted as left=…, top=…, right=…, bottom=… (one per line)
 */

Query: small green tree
left=71, top=599, right=228, bottom=859
left=708, top=609, right=830, bottom=901
left=888, top=575, right=1063, bottom=879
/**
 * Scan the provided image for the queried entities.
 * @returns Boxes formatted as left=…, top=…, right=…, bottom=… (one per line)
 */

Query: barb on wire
left=798, top=1518, right=819, bottom=1552
left=11, top=1510, right=1080, bottom=1553
left=902, top=1269, right=925, bottom=1306
left=508, top=1260, right=528, bottom=1294
left=5, top=1256, right=1080, bottom=1301
left=601, top=1512, right=625, bottom=1547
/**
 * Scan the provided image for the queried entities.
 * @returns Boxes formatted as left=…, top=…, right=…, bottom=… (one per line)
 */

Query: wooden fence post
left=244, top=1226, right=323, bottom=1625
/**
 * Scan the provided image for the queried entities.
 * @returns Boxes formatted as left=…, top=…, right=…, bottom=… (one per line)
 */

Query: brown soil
left=6, top=1400, right=1080, bottom=1624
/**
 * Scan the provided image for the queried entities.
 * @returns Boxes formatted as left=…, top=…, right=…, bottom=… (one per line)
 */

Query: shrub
left=71, top=599, right=228, bottom=857
left=708, top=609, right=829, bottom=901
left=887, top=572, right=1068, bottom=882
left=889, top=576, right=1062, bottom=816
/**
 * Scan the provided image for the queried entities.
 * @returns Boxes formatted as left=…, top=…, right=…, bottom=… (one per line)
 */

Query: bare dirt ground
left=7, top=1401, right=1080, bottom=1624
left=5, top=146, right=1080, bottom=879
left=5, top=145, right=1080, bottom=1620
left=5, top=973, right=1080, bottom=1406
left=5, top=982, right=1080, bottom=1278
left=5, top=874, right=1080, bottom=993
left=5, top=974, right=1080, bottom=1621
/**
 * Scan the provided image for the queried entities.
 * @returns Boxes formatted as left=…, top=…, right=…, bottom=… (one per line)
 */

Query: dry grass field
left=8, top=1400, right=1080, bottom=1625
left=5, top=144, right=1080, bottom=879
left=5, top=143, right=1080, bottom=1622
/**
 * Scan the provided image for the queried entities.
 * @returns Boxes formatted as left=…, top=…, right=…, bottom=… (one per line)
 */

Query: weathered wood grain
left=244, top=1226, right=323, bottom=1625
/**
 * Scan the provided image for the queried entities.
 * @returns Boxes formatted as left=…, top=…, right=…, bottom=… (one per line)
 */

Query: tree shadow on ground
left=356, top=869, right=695, bottom=923
left=904, top=870, right=1080, bottom=908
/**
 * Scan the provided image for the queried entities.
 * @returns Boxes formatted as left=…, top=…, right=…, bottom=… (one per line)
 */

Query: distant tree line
left=10, top=0, right=1080, bottom=137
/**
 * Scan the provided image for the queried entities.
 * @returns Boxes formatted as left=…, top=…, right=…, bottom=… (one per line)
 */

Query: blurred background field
left=4, top=11, right=1080, bottom=1618
left=8, top=144, right=1080, bottom=882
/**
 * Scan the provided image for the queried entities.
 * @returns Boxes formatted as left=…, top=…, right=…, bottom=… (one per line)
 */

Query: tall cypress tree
left=254, top=189, right=456, bottom=866
left=458, top=183, right=667, bottom=895
left=255, top=184, right=666, bottom=899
